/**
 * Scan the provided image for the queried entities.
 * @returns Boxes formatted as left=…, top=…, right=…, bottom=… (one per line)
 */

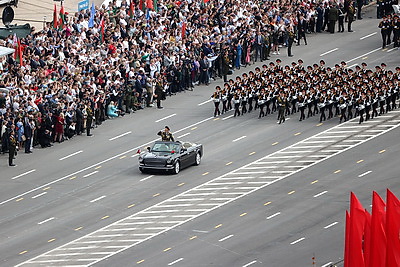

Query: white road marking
left=267, top=212, right=281, bottom=220
left=222, top=115, right=234, bottom=120
left=347, top=47, right=381, bottom=63
left=320, top=48, right=338, bottom=56
left=177, top=132, right=190, bottom=139
left=32, top=192, right=47, bottom=199
left=90, top=196, right=106, bottom=203
left=360, top=32, right=377, bottom=40
left=59, top=151, right=83, bottom=161
left=348, top=63, right=358, bottom=69
left=140, top=175, right=154, bottom=182
left=38, top=217, right=55, bottom=225
left=11, top=169, right=36, bottom=180
left=198, top=99, right=212, bottom=106
left=290, top=237, right=305, bottom=245
left=321, top=262, right=333, bottom=267
left=155, top=113, right=176, bottom=123
left=131, top=154, right=139, bottom=158
left=219, top=234, right=234, bottom=242
left=358, top=170, right=372, bottom=177
left=168, top=258, right=183, bottom=266
left=109, top=131, right=132, bottom=141
left=313, top=191, right=328, bottom=198
left=233, top=136, right=247, bottom=142
left=324, top=222, right=339, bottom=229
left=83, top=171, right=98, bottom=178
left=243, top=260, right=258, bottom=267
left=387, top=48, right=397, bottom=52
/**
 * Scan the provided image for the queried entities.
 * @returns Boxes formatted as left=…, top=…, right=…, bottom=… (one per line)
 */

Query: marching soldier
left=157, top=126, right=174, bottom=142
left=86, top=103, right=94, bottom=136
left=277, top=91, right=288, bottom=124
left=211, top=90, right=221, bottom=117
left=233, top=93, right=241, bottom=117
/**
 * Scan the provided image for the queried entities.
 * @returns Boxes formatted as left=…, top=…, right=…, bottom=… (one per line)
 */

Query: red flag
left=369, top=191, right=386, bottom=267
left=204, top=0, right=210, bottom=3
left=344, top=210, right=351, bottom=267
left=364, top=210, right=371, bottom=267
left=386, top=189, right=400, bottom=267
left=59, top=5, right=66, bottom=30
left=138, top=0, right=145, bottom=10
left=129, top=0, right=135, bottom=18
left=99, top=16, right=105, bottom=43
left=146, top=0, right=153, bottom=9
left=53, top=4, right=58, bottom=29
left=181, top=22, right=186, bottom=39
left=349, top=192, right=366, bottom=267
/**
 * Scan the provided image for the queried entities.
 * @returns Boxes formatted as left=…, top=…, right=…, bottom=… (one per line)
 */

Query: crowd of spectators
left=0, top=0, right=393, bottom=166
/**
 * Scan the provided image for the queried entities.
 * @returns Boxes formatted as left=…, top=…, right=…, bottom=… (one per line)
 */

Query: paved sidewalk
left=5, top=0, right=104, bottom=30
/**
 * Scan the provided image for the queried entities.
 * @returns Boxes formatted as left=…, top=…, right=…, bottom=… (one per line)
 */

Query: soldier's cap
left=165, top=126, right=170, bottom=130
left=335, top=64, right=340, bottom=67
left=269, top=62, right=275, bottom=66
left=229, top=79, right=234, bottom=82
left=242, top=73, right=248, bottom=77
left=298, top=59, right=303, bottom=63
left=291, top=62, right=297, bottom=65
left=224, top=82, right=229, bottom=86
left=216, top=85, right=221, bottom=89
left=320, top=60, right=325, bottom=64
left=341, top=61, right=346, bottom=65
left=255, top=67, right=260, bottom=71
left=262, top=64, right=267, bottom=68
left=249, top=71, right=254, bottom=74
left=236, top=76, right=241, bottom=80
left=361, top=62, right=367, bottom=66
left=375, top=65, right=381, bottom=69
left=313, top=63, right=318, bottom=67
left=276, top=59, right=281, bottom=63
left=355, top=65, right=361, bottom=69
left=381, top=63, right=387, bottom=66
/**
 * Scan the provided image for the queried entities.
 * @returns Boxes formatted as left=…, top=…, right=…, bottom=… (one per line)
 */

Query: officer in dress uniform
left=212, top=88, right=221, bottom=117
left=277, top=90, right=288, bottom=124
left=379, top=16, right=390, bottom=48
left=158, top=126, right=174, bottom=142
left=9, top=130, right=17, bottom=166
left=86, top=104, right=94, bottom=136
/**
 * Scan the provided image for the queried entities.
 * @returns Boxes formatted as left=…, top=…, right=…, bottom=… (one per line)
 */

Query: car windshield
left=151, top=143, right=181, bottom=153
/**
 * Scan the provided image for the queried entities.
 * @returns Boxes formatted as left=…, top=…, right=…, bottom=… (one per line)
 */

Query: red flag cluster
left=344, top=190, right=400, bottom=267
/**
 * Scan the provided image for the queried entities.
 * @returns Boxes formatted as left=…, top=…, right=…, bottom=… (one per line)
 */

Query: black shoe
left=25, top=151, right=32, bottom=154
left=288, top=55, right=293, bottom=57
left=87, top=134, right=93, bottom=136
left=157, top=107, right=164, bottom=109
left=348, top=30, right=353, bottom=32
left=9, top=164, right=16, bottom=167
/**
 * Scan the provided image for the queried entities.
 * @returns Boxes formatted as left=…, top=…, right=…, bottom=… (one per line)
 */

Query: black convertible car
left=138, top=141, right=203, bottom=174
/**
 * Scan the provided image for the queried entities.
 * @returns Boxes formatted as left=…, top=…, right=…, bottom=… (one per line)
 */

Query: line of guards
left=211, top=60, right=400, bottom=124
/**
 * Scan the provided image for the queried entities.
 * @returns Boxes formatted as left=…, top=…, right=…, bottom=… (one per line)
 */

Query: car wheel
left=172, top=161, right=180, bottom=174
left=194, top=152, right=201, bottom=166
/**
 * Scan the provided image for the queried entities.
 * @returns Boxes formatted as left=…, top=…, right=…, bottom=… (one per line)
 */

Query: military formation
left=211, top=60, right=400, bottom=124
left=378, top=14, right=400, bottom=49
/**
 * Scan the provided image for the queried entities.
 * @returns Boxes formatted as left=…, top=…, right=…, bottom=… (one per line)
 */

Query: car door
left=179, top=147, right=191, bottom=168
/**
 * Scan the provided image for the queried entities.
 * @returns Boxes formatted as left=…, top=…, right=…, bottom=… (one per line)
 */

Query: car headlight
left=166, top=158, right=173, bottom=164
left=139, top=157, right=143, bottom=163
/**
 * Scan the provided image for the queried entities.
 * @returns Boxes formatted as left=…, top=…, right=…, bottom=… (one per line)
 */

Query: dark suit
left=297, top=19, right=308, bottom=45
left=254, top=35, right=264, bottom=62
left=24, top=121, right=33, bottom=153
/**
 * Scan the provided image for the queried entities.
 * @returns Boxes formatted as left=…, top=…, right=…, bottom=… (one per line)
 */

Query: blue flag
left=88, top=2, right=95, bottom=28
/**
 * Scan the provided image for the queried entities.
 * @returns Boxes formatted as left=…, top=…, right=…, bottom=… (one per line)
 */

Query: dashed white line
left=38, top=217, right=55, bottom=225
left=32, top=192, right=47, bottom=199
left=387, top=48, right=397, bottom=52
left=168, top=258, right=183, bottom=266
left=360, top=32, right=377, bottom=40
left=177, top=133, right=190, bottom=139
left=198, top=99, right=212, bottom=106
left=347, top=47, right=381, bottom=63
left=233, top=136, right=247, bottom=142
left=109, top=131, right=132, bottom=141
left=155, top=113, right=176, bottom=123
left=267, top=212, right=281, bottom=220
left=219, top=234, right=234, bottom=242
left=59, top=150, right=83, bottom=161
left=90, top=196, right=106, bottom=203
left=222, top=115, right=234, bottom=120
left=320, top=48, right=338, bottom=56
left=358, top=170, right=372, bottom=177
left=11, top=169, right=36, bottom=180
left=243, top=260, right=258, bottom=267
left=313, top=191, right=328, bottom=198
left=140, top=175, right=154, bottom=182
left=324, top=222, right=339, bottom=229
left=290, top=237, right=305, bottom=245
left=83, top=171, right=98, bottom=178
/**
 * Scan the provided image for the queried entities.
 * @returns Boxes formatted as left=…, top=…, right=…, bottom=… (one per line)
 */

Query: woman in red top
left=54, top=113, right=65, bottom=143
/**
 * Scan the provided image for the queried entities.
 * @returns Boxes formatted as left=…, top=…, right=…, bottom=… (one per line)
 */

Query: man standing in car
left=158, top=126, right=174, bottom=142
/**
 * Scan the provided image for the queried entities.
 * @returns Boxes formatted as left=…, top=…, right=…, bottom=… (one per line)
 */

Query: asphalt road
left=0, top=5, right=399, bottom=267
